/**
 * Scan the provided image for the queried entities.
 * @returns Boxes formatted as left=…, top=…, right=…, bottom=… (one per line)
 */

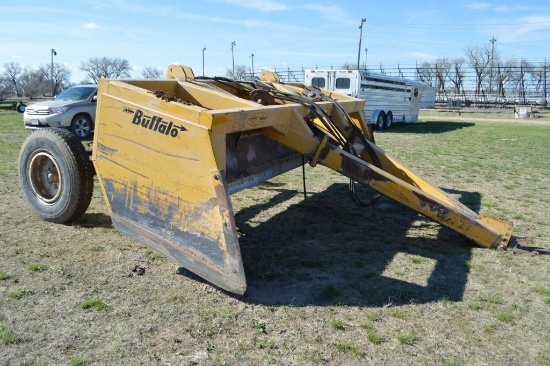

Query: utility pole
left=51, top=48, right=57, bottom=97
left=250, top=53, right=254, bottom=78
left=357, top=18, right=366, bottom=70
left=231, top=41, right=236, bottom=79
left=489, top=37, right=496, bottom=93
left=202, top=47, right=206, bottom=76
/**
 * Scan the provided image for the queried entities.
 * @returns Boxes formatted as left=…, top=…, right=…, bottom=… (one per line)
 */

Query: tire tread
left=18, top=128, right=94, bottom=224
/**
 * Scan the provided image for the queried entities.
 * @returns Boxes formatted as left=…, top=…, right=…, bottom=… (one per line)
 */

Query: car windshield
left=54, top=87, right=96, bottom=101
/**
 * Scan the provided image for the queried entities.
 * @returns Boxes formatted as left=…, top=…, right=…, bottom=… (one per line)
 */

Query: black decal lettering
left=165, top=122, right=173, bottom=135
left=132, top=110, right=142, bottom=125
left=130, top=110, right=184, bottom=138
left=158, top=122, right=167, bottom=134
left=149, top=116, right=157, bottom=130
left=154, top=117, right=162, bottom=131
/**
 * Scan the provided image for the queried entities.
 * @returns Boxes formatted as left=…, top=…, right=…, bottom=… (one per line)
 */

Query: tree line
left=335, top=44, right=548, bottom=104
left=0, top=57, right=163, bottom=101
left=415, top=45, right=548, bottom=103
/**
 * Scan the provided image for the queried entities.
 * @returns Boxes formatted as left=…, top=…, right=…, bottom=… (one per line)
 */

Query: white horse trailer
left=304, top=70, right=429, bottom=129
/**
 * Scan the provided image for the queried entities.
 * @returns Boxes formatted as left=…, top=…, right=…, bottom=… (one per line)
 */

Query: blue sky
left=1, top=0, right=549, bottom=83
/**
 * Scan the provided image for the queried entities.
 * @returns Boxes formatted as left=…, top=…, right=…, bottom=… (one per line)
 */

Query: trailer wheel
left=384, top=112, right=393, bottom=129
left=376, top=112, right=386, bottom=130
left=18, top=128, right=94, bottom=224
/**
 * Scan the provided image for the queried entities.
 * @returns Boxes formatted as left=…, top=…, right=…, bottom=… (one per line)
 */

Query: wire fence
left=250, top=61, right=549, bottom=107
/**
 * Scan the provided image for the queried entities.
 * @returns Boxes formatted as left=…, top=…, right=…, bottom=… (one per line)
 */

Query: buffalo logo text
left=131, top=109, right=186, bottom=138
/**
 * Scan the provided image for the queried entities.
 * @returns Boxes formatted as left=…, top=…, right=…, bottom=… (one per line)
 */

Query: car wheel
left=71, top=114, right=93, bottom=140
left=384, top=112, right=393, bottom=129
left=376, top=112, right=386, bottom=130
left=17, top=103, right=26, bottom=113
left=18, top=128, right=94, bottom=224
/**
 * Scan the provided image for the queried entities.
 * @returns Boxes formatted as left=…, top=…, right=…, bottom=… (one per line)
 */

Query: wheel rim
left=386, top=114, right=393, bottom=128
left=377, top=114, right=384, bottom=129
left=73, top=118, right=90, bottom=138
left=27, top=150, right=63, bottom=204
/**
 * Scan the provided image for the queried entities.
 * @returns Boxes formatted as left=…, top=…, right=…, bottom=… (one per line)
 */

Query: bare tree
left=0, top=76, right=14, bottom=101
left=19, top=67, right=48, bottom=100
left=465, top=45, right=492, bottom=95
left=225, top=64, right=248, bottom=80
left=448, top=58, right=465, bottom=94
left=542, top=61, right=549, bottom=107
left=496, top=58, right=516, bottom=97
left=37, top=63, right=72, bottom=96
left=516, top=59, right=533, bottom=104
left=2, top=62, right=23, bottom=97
left=528, top=61, right=546, bottom=95
left=416, top=61, right=435, bottom=86
left=141, top=67, right=163, bottom=79
left=434, top=57, right=451, bottom=94
left=80, top=57, right=132, bottom=83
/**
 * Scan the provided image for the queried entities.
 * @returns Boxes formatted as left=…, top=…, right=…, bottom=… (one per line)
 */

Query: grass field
left=0, top=109, right=549, bottom=365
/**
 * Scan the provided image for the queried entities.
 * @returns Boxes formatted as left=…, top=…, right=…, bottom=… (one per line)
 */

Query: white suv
left=23, top=85, right=97, bottom=139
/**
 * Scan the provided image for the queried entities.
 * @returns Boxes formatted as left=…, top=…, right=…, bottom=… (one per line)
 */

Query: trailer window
left=335, top=78, right=351, bottom=89
left=414, top=88, right=418, bottom=97
left=311, top=77, right=325, bottom=88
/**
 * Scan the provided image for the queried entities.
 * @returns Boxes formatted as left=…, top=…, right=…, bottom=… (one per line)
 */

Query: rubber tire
left=18, top=128, right=94, bottom=224
left=17, top=103, right=26, bottom=113
left=71, top=114, right=93, bottom=140
left=376, top=112, right=386, bottom=130
left=384, top=112, right=393, bottom=129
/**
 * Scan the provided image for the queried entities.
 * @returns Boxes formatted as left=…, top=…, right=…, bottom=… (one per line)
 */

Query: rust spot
left=412, top=191, right=452, bottom=222
left=250, top=89, right=276, bottom=106
left=340, top=152, right=390, bottom=184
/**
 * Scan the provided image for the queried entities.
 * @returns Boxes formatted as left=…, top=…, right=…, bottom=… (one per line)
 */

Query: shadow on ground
left=378, top=121, right=475, bottom=134
left=76, top=212, right=114, bottom=229
left=230, top=183, right=478, bottom=307
left=76, top=180, right=483, bottom=308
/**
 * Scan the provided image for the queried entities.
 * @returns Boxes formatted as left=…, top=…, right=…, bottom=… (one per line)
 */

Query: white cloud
left=207, top=0, right=287, bottom=12
left=518, top=15, right=550, bottom=31
left=467, top=3, right=534, bottom=12
left=406, top=10, right=439, bottom=23
left=83, top=22, right=98, bottom=29
left=500, top=14, right=550, bottom=40
left=300, top=4, right=355, bottom=25
left=467, top=2, right=492, bottom=10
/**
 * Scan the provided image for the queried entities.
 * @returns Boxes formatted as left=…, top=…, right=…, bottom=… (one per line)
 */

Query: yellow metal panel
left=92, top=79, right=246, bottom=294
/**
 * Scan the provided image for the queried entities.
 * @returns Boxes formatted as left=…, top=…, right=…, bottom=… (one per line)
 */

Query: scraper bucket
left=92, top=76, right=304, bottom=294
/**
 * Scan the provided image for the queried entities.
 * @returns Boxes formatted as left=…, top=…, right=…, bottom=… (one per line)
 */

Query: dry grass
left=0, top=110, right=549, bottom=365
